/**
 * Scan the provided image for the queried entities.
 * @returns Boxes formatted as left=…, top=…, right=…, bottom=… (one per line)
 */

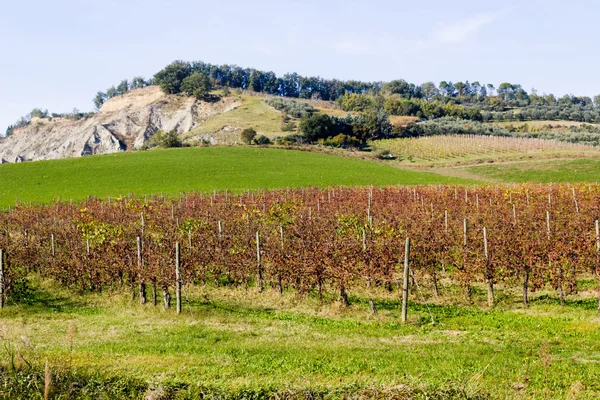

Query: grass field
left=187, top=93, right=284, bottom=139
left=0, top=147, right=471, bottom=207
left=1, top=277, right=599, bottom=399
left=491, top=120, right=599, bottom=129
left=369, top=135, right=600, bottom=167
left=466, top=158, right=600, bottom=183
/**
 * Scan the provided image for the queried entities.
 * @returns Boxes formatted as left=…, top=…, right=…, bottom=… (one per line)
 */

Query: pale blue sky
left=1, top=0, right=598, bottom=132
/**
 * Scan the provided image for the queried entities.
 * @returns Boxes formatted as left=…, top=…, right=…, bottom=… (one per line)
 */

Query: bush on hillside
left=150, top=130, right=183, bottom=148
left=275, top=134, right=309, bottom=145
left=253, top=135, right=272, bottom=145
left=240, top=127, right=257, bottom=144
left=265, top=98, right=315, bottom=118
left=181, top=73, right=213, bottom=99
left=320, top=134, right=361, bottom=148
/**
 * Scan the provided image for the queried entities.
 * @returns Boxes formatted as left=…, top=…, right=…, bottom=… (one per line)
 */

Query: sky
left=1, top=0, right=599, bottom=133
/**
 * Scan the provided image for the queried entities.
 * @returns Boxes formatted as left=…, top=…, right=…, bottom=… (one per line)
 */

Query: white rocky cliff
left=0, top=86, right=240, bottom=163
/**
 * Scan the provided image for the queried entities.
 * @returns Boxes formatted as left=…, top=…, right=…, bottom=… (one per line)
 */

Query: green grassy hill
left=0, top=146, right=471, bottom=207
left=187, top=93, right=285, bottom=140
left=466, top=158, right=600, bottom=183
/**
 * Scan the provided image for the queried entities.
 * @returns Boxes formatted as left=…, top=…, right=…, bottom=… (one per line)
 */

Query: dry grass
left=370, top=135, right=600, bottom=167
left=188, top=94, right=284, bottom=140
left=390, top=115, right=420, bottom=126
left=491, top=120, right=599, bottom=129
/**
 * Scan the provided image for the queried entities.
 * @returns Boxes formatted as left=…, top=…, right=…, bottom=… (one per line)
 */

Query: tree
left=421, top=82, right=439, bottom=100
left=29, top=108, right=48, bottom=119
left=383, top=79, right=413, bottom=97
left=154, top=60, right=192, bottom=94
left=181, top=73, right=213, bottom=99
left=240, top=127, right=257, bottom=144
left=116, top=79, right=129, bottom=96
left=353, top=110, right=392, bottom=141
left=93, top=91, right=107, bottom=110
left=384, top=97, right=420, bottom=116
left=248, top=70, right=265, bottom=92
left=106, top=86, right=118, bottom=99
left=300, top=114, right=335, bottom=141
left=150, top=130, right=183, bottom=148
left=471, top=82, right=481, bottom=97
left=439, top=81, right=456, bottom=97
left=339, top=93, right=374, bottom=112
left=131, top=77, right=147, bottom=89
left=454, top=82, right=466, bottom=97
left=254, top=135, right=272, bottom=145
left=72, top=108, right=82, bottom=120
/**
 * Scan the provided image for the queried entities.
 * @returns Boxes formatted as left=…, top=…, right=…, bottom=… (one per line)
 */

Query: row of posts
left=136, top=237, right=182, bottom=314
left=0, top=236, right=414, bottom=322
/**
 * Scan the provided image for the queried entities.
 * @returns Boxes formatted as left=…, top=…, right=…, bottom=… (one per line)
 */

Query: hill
left=1, top=86, right=362, bottom=163
left=0, top=87, right=247, bottom=163
left=0, top=146, right=472, bottom=207
left=6, top=58, right=600, bottom=166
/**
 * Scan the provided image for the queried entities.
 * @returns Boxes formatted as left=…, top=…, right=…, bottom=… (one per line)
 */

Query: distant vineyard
left=371, top=135, right=600, bottom=162
left=1, top=184, right=600, bottom=310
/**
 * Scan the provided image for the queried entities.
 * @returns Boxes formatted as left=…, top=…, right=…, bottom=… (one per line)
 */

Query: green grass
left=189, top=94, right=284, bottom=138
left=466, top=158, right=600, bottom=183
left=0, top=146, right=471, bottom=207
left=1, top=278, right=599, bottom=398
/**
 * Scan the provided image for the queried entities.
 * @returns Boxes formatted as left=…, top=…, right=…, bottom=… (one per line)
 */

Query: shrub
left=150, top=130, right=183, bottom=148
left=321, top=134, right=361, bottom=148
left=276, top=134, right=308, bottom=145
left=240, top=128, right=257, bottom=144
left=181, top=73, right=213, bottom=99
left=375, top=149, right=396, bottom=160
left=338, top=93, right=375, bottom=112
left=265, top=98, right=315, bottom=118
left=253, top=135, right=272, bottom=145
left=280, top=112, right=296, bottom=132
left=300, top=114, right=335, bottom=141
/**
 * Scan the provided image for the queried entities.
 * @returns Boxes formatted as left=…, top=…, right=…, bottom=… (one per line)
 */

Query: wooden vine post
left=547, top=211, right=565, bottom=306
left=596, top=220, right=600, bottom=313
left=367, top=186, right=373, bottom=223
left=175, top=242, right=182, bottom=314
left=463, top=218, right=471, bottom=301
left=401, top=237, right=411, bottom=324
left=137, top=236, right=146, bottom=304
left=278, top=225, right=284, bottom=295
left=0, top=249, right=5, bottom=309
left=483, top=227, right=494, bottom=307
left=256, top=232, right=264, bottom=292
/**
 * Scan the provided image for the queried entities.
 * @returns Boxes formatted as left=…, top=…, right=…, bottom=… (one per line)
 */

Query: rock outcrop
left=0, top=86, right=240, bottom=162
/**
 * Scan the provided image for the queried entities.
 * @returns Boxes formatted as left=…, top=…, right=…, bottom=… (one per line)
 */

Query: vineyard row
left=1, top=184, right=600, bottom=311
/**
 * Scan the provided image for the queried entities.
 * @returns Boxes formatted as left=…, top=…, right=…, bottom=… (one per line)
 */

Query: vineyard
left=1, top=184, right=600, bottom=312
left=370, top=135, right=600, bottom=165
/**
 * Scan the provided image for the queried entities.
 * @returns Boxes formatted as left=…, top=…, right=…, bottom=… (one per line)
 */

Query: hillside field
left=0, top=146, right=471, bottom=207
left=186, top=93, right=284, bottom=140
left=466, top=158, right=600, bottom=183
left=370, top=135, right=600, bottom=167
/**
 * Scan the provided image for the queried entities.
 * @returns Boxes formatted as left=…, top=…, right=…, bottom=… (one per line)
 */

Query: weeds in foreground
left=0, top=277, right=598, bottom=399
